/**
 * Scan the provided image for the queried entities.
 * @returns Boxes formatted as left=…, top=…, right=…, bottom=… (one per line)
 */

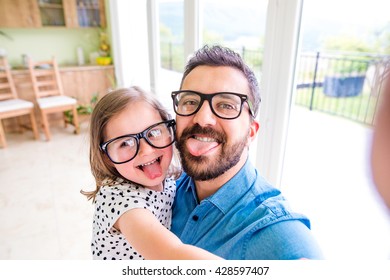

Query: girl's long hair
left=81, top=86, right=181, bottom=201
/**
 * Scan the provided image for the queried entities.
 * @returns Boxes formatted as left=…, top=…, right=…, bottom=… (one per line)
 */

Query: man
left=170, top=45, right=323, bottom=259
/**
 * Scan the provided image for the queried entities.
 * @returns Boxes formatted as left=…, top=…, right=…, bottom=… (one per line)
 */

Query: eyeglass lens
left=173, top=91, right=244, bottom=119
left=105, top=121, right=175, bottom=164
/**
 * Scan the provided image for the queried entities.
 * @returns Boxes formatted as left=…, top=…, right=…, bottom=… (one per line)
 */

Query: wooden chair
left=0, top=56, right=39, bottom=148
left=28, top=57, right=79, bottom=141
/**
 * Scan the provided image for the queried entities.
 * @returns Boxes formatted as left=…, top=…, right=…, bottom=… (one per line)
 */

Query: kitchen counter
left=11, top=64, right=114, bottom=73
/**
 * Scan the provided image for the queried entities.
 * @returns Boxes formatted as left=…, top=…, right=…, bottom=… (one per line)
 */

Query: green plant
left=330, top=58, right=369, bottom=75
left=64, top=92, right=99, bottom=124
left=0, top=30, right=13, bottom=41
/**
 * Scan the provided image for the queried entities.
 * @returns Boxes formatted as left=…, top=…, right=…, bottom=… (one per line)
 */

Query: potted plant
left=96, top=30, right=112, bottom=65
left=64, top=92, right=99, bottom=125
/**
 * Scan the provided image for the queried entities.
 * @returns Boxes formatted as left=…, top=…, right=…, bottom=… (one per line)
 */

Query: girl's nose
left=137, top=138, right=156, bottom=156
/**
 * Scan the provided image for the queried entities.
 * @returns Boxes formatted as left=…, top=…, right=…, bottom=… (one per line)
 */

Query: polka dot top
left=91, top=178, right=176, bottom=260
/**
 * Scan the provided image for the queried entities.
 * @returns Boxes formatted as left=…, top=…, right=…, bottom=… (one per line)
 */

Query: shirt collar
left=185, top=159, right=257, bottom=213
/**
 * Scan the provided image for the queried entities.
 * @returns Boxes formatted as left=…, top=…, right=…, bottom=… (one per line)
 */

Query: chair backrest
left=0, top=56, right=18, bottom=101
left=28, top=57, right=65, bottom=99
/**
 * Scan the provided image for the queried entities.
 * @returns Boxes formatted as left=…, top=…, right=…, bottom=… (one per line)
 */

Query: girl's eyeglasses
left=100, top=119, right=176, bottom=164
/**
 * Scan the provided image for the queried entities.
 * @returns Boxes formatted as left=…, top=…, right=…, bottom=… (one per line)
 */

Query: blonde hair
left=81, top=86, right=181, bottom=201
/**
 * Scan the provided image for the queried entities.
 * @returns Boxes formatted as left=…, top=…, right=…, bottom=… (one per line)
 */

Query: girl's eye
left=120, top=138, right=135, bottom=148
left=148, top=128, right=162, bottom=139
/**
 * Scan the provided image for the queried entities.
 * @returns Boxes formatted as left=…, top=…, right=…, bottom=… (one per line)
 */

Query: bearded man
left=171, top=45, right=323, bottom=260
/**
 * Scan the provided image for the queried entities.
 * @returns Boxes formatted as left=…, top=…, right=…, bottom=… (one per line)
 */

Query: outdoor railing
left=295, top=52, right=389, bottom=126
left=160, top=42, right=389, bottom=126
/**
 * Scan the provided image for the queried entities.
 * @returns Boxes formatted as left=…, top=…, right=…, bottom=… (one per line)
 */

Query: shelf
left=39, top=3, right=63, bottom=9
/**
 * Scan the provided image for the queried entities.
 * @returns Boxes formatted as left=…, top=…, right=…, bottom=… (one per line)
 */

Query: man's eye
left=181, top=99, right=199, bottom=106
left=217, top=102, right=238, bottom=111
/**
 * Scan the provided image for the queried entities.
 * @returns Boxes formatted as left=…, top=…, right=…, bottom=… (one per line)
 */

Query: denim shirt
left=171, top=160, right=323, bottom=260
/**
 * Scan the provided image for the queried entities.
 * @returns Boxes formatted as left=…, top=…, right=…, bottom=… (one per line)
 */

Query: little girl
left=82, top=86, right=221, bottom=260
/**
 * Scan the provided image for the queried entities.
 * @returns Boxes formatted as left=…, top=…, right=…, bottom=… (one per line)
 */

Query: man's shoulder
left=176, top=172, right=191, bottom=189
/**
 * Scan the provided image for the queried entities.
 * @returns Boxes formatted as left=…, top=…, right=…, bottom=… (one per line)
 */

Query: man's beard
left=175, top=124, right=249, bottom=181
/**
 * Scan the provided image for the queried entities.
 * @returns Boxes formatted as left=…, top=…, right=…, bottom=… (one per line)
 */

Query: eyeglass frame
left=100, top=119, right=176, bottom=164
left=171, top=90, right=255, bottom=120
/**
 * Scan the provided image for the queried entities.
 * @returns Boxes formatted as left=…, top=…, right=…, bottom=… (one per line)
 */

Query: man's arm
left=244, top=220, right=324, bottom=260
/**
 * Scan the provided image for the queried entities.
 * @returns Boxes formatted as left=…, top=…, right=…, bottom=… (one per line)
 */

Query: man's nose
left=192, top=100, right=217, bottom=127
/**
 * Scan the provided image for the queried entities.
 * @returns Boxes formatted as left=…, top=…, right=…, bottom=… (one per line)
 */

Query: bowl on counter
left=96, top=56, right=112, bottom=65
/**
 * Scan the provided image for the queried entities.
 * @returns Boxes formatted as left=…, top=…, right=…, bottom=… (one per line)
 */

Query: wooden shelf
left=39, top=3, right=63, bottom=9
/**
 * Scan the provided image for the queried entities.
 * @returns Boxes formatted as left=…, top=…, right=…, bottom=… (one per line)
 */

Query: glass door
left=38, top=0, right=66, bottom=26
left=76, top=0, right=101, bottom=27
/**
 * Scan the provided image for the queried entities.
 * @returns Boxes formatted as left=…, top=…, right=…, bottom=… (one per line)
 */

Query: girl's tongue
left=141, top=160, right=162, bottom=179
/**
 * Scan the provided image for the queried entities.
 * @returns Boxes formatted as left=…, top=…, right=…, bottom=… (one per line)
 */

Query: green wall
left=0, top=28, right=101, bottom=68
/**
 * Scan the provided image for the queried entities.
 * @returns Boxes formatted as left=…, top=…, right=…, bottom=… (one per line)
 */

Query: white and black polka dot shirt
left=91, top=178, right=176, bottom=260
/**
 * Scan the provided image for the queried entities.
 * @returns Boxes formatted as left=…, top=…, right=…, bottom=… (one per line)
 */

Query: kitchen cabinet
left=39, top=0, right=106, bottom=28
left=0, top=0, right=41, bottom=27
left=59, top=64, right=114, bottom=104
left=74, top=0, right=106, bottom=27
left=0, top=0, right=106, bottom=28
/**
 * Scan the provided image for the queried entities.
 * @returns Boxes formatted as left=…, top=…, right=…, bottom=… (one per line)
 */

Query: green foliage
left=64, top=92, right=99, bottom=124
left=160, top=41, right=185, bottom=72
left=320, top=35, right=372, bottom=75
left=322, top=34, right=373, bottom=53
left=330, top=59, right=369, bottom=75
left=373, top=22, right=390, bottom=54
left=160, top=23, right=174, bottom=40
left=0, top=30, right=13, bottom=41
left=203, top=30, right=224, bottom=45
left=295, top=86, right=378, bottom=125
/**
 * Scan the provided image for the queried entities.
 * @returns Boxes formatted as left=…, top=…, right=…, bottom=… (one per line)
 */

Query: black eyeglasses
left=171, top=90, right=254, bottom=120
left=100, top=119, right=176, bottom=164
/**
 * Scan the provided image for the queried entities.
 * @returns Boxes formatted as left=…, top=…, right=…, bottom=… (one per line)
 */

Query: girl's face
left=104, top=101, right=173, bottom=191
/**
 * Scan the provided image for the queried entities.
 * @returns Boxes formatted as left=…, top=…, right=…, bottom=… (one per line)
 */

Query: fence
left=160, top=42, right=389, bottom=126
left=295, top=52, right=389, bottom=126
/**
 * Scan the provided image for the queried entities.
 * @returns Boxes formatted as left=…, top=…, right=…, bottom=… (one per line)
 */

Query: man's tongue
left=186, top=137, right=219, bottom=156
left=142, top=161, right=162, bottom=179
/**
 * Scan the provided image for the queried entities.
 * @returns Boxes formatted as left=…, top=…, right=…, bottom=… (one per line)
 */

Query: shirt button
left=192, top=215, right=199, bottom=221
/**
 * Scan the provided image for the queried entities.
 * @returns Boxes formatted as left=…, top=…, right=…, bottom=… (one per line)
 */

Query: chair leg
left=40, top=111, right=51, bottom=141
left=0, top=120, right=7, bottom=148
left=72, top=106, right=80, bottom=134
left=30, top=111, right=40, bottom=140
left=16, top=116, right=24, bottom=133
left=63, top=112, right=68, bottom=128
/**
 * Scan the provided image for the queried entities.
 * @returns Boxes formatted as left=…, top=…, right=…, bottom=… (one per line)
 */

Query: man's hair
left=180, top=45, right=261, bottom=118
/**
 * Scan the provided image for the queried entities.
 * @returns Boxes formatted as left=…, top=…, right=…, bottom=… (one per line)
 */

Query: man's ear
left=248, top=119, right=260, bottom=143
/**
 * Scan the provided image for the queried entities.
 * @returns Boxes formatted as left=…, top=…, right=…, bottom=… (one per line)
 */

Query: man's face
left=175, top=65, right=259, bottom=181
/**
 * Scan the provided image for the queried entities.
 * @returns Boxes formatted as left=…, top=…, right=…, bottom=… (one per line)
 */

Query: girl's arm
left=115, top=208, right=223, bottom=260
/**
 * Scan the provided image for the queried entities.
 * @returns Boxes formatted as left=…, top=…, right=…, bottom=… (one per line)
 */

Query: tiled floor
left=1, top=105, right=390, bottom=260
left=282, top=107, right=390, bottom=260
left=0, top=121, right=94, bottom=259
